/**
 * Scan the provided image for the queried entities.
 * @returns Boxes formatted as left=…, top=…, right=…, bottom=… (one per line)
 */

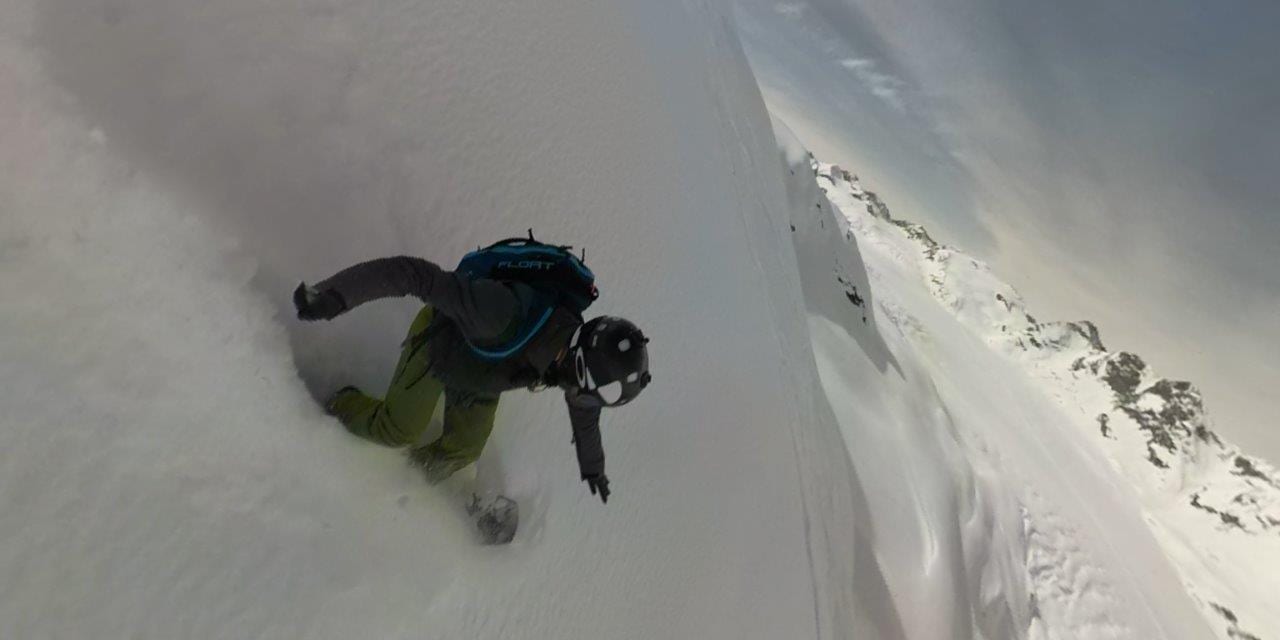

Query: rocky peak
left=1102, top=352, right=1147, bottom=402
left=862, top=188, right=893, bottom=221
left=1065, top=321, right=1106, bottom=352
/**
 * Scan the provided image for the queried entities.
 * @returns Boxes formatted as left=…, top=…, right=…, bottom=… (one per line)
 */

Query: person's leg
left=412, top=390, right=500, bottom=483
left=329, top=306, right=444, bottom=447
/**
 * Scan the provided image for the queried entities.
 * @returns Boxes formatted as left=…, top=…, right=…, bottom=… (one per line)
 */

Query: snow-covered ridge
left=813, top=159, right=1280, bottom=640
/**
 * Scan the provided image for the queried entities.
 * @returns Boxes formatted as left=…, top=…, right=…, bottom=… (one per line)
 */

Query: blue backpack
left=455, top=232, right=597, bottom=360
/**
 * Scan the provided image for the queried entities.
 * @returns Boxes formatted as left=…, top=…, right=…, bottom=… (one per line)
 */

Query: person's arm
left=296, top=256, right=520, bottom=343
left=566, top=391, right=610, bottom=503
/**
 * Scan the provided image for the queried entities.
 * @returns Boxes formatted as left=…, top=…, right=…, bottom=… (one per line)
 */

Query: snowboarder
left=293, top=243, right=650, bottom=504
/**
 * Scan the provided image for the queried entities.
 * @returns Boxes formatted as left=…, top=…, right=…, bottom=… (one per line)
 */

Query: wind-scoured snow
left=775, top=116, right=1034, bottom=640
left=797, top=153, right=1276, bottom=640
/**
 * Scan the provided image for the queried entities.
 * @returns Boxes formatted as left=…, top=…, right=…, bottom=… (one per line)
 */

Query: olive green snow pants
left=329, top=306, right=499, bottom=482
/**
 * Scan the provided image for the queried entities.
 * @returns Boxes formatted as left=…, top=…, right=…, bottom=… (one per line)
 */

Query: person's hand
left=293, top=282, right=346, bottom=321
left=583, top=473, right=611, bottom=504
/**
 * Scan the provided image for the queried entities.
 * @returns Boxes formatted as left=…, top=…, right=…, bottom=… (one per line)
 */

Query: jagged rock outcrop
left=862, top=189, right=893, bottom=222
left=1067, top=351, right=1224, bottom=472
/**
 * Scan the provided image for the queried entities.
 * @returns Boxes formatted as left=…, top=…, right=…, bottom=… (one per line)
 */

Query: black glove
left=294, top=282, right=347, bottom=321
left=583, top=473, right=611, bottom=504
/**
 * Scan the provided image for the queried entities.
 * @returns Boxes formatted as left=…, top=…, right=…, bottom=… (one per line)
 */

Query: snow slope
left=891, top=190, right=1280, bottom=640
left=5, top=0, right=1263, bottom=638
left=774, top=118, right=1037, bottom=640
left=795, top=151, right=1277, bottom=639
left=2, top=1, right=878, bottom=637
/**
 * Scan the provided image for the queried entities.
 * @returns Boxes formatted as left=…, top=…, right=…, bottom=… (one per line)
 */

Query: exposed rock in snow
left=811, top=160, right=1279, bottom=640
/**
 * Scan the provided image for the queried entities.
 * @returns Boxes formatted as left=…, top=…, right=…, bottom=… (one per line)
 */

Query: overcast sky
left=734, top=0, right=1280, bottom=461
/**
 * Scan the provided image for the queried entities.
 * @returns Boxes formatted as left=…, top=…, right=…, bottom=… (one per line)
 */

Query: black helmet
left=567, top=316, right=651, bottom=407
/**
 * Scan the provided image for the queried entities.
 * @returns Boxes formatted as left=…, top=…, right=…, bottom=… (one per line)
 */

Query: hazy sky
left=735, top=0, right=1280, bottom=461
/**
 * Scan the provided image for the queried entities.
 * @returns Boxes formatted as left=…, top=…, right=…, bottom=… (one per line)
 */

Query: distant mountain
left=815, top=159, right=1280, bottom=640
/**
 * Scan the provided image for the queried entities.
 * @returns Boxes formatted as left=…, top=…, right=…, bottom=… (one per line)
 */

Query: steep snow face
left=1, top=1, right=872, bottom=638
left=775, top=117, right=1033, bottom=640
left=812, top=159, right=1276, bottom=640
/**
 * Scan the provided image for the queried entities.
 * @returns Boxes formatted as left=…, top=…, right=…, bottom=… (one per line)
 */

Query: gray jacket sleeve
left=314, top=256, right=520, bottom=343
left=566, top=391, right=605, bottom=478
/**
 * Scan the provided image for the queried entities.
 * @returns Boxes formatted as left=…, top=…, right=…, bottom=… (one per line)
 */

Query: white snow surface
left=3, top=0, right=1272, bottom=638
left=0, top=0, right=889, bottom=638
left=794, top=154, right=1278, bottom=640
